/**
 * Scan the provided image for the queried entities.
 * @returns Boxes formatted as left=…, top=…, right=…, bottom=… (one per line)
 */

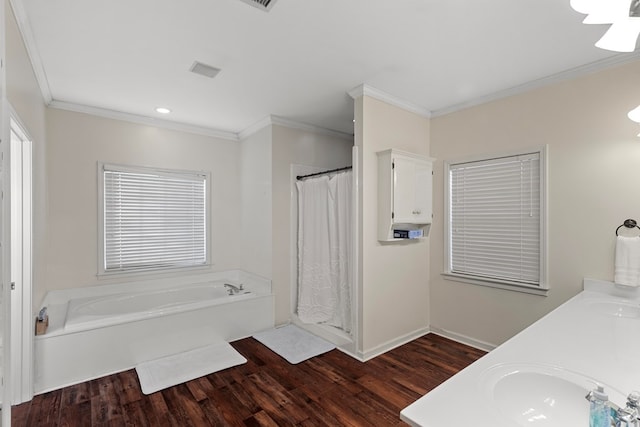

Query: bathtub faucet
left=224, top=283, right=244, bottom=295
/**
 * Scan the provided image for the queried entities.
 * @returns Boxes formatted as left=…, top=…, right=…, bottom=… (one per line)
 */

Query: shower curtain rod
left=296, top=166, right=352, bottom=181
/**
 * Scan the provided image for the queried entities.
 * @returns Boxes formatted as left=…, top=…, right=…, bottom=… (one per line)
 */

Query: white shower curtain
left=296, top=171, right=352, bottom=332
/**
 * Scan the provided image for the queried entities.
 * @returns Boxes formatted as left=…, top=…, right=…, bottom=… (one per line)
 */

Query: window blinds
left=449, top=153, right=541, bottom=286
left=103, top=165, right=207, bottom=273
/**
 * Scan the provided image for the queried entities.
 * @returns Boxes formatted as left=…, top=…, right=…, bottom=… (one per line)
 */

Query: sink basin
left=587, top=300, right=640, bottom=318
left=480, top=364, right=623, bottom=426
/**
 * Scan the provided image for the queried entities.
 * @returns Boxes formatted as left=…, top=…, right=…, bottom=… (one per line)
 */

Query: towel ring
left=615, top=219, right=640, bottom=236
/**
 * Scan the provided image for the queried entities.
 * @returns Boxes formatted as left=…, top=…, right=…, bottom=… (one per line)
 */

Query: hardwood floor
left=12, top=333, right=486, bottom=426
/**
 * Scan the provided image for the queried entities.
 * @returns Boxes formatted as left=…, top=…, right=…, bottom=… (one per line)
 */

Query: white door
left=393, top=155, right=432, bottom=224
left=412, top=159, right=432, bottom=223
left=10, top=120, right=32, bottom=405
left=0, top=0, right=11, bottom=419
left=392, top=155, right=417, bottom=223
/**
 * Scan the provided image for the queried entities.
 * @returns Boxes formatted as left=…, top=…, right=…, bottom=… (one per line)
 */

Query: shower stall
left=289, top=146, right=359, bottom=357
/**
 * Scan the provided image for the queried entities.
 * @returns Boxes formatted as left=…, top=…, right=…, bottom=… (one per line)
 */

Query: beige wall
left=271, top=124, right=353, bottom=325
left=14, top=0, right=636, bottom=353
left=430, top=60, right=640, bottom=347
left=44, top=108, right=242, bottom=304
left=356, top=95, right=430, bottom=356
left=239, top=126, right=272, bottom=279
left=43, top=111, right=352, bottom=323
left=6, top=0, right=47, bottom=312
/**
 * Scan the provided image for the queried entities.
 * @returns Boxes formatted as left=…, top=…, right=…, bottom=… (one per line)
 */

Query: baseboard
left=334, top=346, right=360, bottom=361
left=356, top=327, right=430, bottom=362
left=279, top=323, right=496, bottom=361
left=428, top=326, right=496, bottom=352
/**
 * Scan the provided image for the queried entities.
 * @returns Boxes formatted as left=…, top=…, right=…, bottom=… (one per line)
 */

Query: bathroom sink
left=587, top=300, right=640, bottom=318
left=480, top=364, right=623, bottom=426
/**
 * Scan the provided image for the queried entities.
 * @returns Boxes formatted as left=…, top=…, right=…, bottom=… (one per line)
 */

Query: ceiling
left=16, top=0, right=631, bottom=137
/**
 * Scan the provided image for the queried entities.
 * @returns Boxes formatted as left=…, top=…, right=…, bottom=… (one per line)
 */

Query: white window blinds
left=102, top=164, right=208, bottom=273
left=448, top=152, right=542, bottom=286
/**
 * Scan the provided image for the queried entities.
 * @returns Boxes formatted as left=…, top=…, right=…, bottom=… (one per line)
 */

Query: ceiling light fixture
left=627, top=105, right=640, bottom=122
left=155, top=107, right=171, bottom=114
left=570, top=0, right=640, bottom=52
left=626, top=105, right=640, bottom=137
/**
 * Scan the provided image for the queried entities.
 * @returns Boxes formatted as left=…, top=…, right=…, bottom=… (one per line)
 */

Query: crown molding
left=270, top=115, right=354, bottom=141
left=432, top=52, right=640, bottom=117
left=348, top=84, right=432, bottom=118
left=48, top=100, right=240, bottom=141
left=48, top=101, right=354, bottom=143
left=9, top=0, right=53, bottom=104
left=238, top=115, right=353, bottom=141
left=237, top=116, right=273, bottom=140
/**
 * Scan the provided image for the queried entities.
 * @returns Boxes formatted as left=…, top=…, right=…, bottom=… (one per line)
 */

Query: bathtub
left=34, top=270, right=274, bottom=394
left=64, top=281, right=255, bottom=333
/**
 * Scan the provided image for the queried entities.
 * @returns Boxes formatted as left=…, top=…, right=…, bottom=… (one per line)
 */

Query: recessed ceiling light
left=155, top=107, right=171, bottom=114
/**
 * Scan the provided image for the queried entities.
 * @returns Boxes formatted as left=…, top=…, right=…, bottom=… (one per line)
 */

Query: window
left=443, top=147, right=548, bottom=295
left=98, top=163, right=210, bottom=275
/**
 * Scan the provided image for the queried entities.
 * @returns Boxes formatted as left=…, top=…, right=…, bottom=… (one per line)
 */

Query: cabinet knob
left=413, top=210, right=421, bottom=215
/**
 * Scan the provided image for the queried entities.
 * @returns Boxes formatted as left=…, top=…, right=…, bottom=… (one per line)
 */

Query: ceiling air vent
left=631, top=0, right=640, bottom=17
left=238, top=0, right=277, bottom=12
left=189, top=61, right=221, bottom=79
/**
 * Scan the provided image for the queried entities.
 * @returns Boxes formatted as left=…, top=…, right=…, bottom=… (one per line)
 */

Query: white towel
left=615, top=236, right=640, bottom=287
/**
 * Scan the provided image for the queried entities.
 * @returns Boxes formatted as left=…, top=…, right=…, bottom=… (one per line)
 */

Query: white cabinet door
left=377, top=149, right=433, bottom=241
left=392, top=155, right=432, bottom=224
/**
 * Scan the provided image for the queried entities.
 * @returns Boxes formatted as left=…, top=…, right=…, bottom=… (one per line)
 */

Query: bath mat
left=252, top=324, right=335, bottom=364
left=135, top=341, right=246, bottom=395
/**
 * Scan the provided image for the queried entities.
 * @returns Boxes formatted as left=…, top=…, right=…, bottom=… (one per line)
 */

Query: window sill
left=441, top=272, right=549, bottom=296
left=97, top=264, right=211, bottom=281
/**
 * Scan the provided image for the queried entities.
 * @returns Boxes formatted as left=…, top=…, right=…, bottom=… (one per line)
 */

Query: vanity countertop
left=400, top=278, right=640, bottom=427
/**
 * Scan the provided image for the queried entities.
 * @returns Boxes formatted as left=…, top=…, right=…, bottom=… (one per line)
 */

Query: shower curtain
left=296, top=171, right=352, bottom=333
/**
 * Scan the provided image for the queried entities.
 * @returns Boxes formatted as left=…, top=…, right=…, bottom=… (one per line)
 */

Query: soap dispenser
left=588, top=385, right=611, bottom=427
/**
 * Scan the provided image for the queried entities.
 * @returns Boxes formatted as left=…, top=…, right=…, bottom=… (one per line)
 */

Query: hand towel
left=615, top=236, right=640, bottom=287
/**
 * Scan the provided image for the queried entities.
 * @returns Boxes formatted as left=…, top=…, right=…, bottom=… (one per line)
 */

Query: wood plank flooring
left=12, top=333, right=486, bottom=426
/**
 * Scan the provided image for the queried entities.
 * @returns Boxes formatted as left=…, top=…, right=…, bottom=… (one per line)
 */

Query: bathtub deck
left=12, top=333, right=486, bottom=426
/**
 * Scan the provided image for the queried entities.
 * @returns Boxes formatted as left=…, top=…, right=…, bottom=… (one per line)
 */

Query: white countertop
left=400, top=278, right=640, bottom=426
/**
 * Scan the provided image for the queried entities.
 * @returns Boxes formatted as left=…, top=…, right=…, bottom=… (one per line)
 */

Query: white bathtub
left=64, top=281, right=255, bottom=333
left=34, top=270, right=274, bottom=394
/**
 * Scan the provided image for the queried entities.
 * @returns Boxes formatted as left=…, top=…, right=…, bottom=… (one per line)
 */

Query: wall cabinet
left=377, top=149, right=433, bottom=242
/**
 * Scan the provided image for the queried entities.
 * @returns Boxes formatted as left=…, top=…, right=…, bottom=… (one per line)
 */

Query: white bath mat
left=135, top=341, right=246, bottom=395
left=252, top=324, right=335, bottom=364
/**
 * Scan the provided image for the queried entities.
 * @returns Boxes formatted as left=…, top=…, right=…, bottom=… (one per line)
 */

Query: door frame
left=0, top=0, right=11, bottom=416
left=9, top=109, right=33, bottom=405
